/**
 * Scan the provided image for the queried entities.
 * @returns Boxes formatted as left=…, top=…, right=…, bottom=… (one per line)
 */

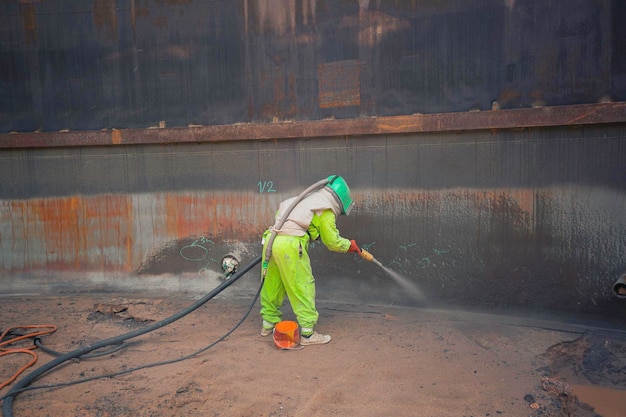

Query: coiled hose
left=0, top=326, right=58, bottom=391
left=1, top=255, right=261, bottom=417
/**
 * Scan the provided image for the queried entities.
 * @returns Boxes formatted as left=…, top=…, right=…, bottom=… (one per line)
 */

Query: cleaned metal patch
left=317, top=60, right=361, bottom=108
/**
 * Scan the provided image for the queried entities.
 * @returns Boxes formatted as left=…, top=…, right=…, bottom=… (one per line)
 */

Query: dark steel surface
left=0, top=0, right=624, bottom=133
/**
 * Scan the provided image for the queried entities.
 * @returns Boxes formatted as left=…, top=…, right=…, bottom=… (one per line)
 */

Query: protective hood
left=272, top=188, right=342, bottom=236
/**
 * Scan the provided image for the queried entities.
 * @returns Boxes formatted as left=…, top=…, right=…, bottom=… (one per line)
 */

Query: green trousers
left=260, top=233, right=318, bottom=333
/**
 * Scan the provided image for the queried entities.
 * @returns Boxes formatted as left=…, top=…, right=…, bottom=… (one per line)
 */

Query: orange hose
left=0, top=350, right=38, bottom=391
left=0, top=325, right=57, bottom=391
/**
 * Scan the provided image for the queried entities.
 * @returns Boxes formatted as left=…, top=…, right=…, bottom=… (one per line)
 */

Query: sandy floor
left=1, top=291, right=625, bottom=417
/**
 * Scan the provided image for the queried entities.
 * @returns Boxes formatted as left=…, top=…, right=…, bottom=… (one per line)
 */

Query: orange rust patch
left=111, top=129, right=122, bottom=145
left=318, top=60, right=361, bottom=109
left=13, top=195, right=134, bottom=272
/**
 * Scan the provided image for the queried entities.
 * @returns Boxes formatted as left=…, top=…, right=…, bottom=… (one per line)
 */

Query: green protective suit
left=260, top=190, right=350, bottom=335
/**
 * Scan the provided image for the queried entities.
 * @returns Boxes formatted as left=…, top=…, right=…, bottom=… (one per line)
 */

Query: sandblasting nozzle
left=360, top=249, right=383, bottom=268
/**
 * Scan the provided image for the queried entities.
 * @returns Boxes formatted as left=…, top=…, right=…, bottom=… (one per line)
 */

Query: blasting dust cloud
left=379, top=265, right=427, bottom=302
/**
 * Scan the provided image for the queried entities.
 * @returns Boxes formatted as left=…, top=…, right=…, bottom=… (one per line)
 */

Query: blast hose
left=1, top=255, right=262, bottom=417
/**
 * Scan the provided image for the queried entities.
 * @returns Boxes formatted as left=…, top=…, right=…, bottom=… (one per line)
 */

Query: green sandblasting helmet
left=326, top=175, right=354, bottom=215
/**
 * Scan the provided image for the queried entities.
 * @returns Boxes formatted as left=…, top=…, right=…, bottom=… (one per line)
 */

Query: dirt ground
left=1, top=291, right=626, bottom=417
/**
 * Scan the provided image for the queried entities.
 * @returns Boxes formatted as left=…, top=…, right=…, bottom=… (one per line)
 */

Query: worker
left=260, top=175, right=361, bottom=346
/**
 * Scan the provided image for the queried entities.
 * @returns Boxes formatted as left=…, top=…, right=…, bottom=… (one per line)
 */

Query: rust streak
left=93, top=0, right=118, bottom=44
left=20, top=3, right=37, bottom=46
left=125, top=196, right=133, bottom=271
left=567, top=108, right=600, bottom=125
left=112, top=129, right=122, bottom=145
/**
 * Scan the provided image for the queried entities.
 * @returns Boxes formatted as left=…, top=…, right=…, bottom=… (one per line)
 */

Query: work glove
left=348, top=240, right=361, bottom=254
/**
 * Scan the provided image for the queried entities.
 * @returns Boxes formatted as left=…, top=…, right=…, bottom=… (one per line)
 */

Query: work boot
left=300, top=332, right=331, bottom=346
left=261, top=321, right=275, bottom=337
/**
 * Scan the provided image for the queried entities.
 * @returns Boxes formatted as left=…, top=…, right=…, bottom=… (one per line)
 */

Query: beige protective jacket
left=271, top=188, right=342, bottom=237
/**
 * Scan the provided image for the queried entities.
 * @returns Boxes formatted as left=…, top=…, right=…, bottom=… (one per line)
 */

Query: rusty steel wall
left=1, top=124, right=625, bottom=324
left=1, top=0, right=625, bottom=324
left=0, top=0, right=624, bottom=133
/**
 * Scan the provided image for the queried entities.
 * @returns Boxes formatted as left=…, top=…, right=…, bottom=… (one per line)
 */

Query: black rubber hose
left=1, top=278, right=263, bottom=402
left=33, top=337, right=127, bottom=359
left=1, top=254, right=262, bottom=417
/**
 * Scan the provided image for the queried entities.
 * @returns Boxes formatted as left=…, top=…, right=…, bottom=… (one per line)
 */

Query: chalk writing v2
left=258, top=181, right=277, bottom=193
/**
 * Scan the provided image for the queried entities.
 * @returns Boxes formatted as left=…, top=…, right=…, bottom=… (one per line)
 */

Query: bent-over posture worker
left=260, top=175, right=361, bottom=345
